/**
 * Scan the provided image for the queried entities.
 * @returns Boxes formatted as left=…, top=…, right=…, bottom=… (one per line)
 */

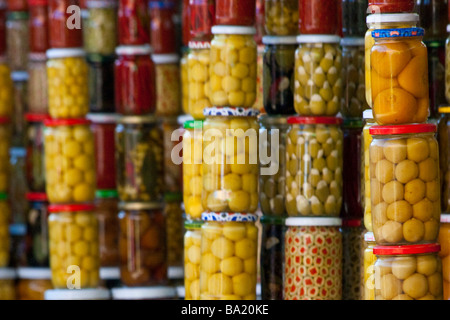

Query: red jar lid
left=373, top=243, right=441, bottom=255
left=342, top=219, right=362, bottom=227
left=25, top=113, right=50, bottom=122
left=44, top=118, right=91, bottom=127
left=287, top=116, right=343, bottom=125
left=26, top=192, right=48, bottom=201
left=369, top=123, right=437, bottom=135
left=48, top=203, right=96, bottom=213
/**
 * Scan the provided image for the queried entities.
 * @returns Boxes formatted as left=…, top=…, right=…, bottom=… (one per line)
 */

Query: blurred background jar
left=25, top=113, right=48, bottom=193
left=150, top=0, right=177, bottom=54
left=215, top=0, right=255, bottom=26
left=298, top=0, right=339, bottom=35
left=0, top=192, right=10, bottom=268
left=153, top=54, right=181, bottom=117
left=342, top=218, right=364, bottom=300
left=118, top=0, right=150, bottom=45
left=16, top=267, right=53, bottom=300
left=6, top=10, right=29, bottom=72
left=164, top=193, right=184, bottom=272
left=28, top=0, right=49, bottom=54
left=438, top=106, right=450, bottom=213
left=184, top=220, right=202, bottom=300
left=0, top=1, right=5, bottom=57
left=342, top=0, right=368, bottom=37
left=417, top=0, right=448, bottom=42
left=367, top=0, right=415, bottom=13
left=87, top=54, right=115, bottom=114
left=11, top=71, right=28, bottom=147
left=48, top=0, right=83, bottom=48
left=27, top=53, right=48, bottom=115
left=162, top=117, right=183, bottom=194
left=0, top=268, right=16, bottom=300
left=264, top=0, right=298, bottom=36
left=439, top=214, right=450, bottom=299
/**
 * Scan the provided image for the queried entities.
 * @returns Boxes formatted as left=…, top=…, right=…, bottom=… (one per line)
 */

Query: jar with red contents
left=298, top=0, right=339, bottom=35
left=29, top=0, right=49, bottom=53
left=118, top=0, right=150, bottom=45
left=215, top=0, right=256, bottom=26
left=114, top=45, right=156, bottom=115
left=48, top=0, right=83, bottom=48
left=86, top=113, right=119, bottom=190
left=149, top=1, right=177, bottom=54
left=182, top=0, right=190, bottom=46
left=7, top=0, right=28, bottom=11
left=189, top=0, right=215, bottom=42
left=368, top=0, right=416, bottom=14
left=0, top=1, right=6, bottom=56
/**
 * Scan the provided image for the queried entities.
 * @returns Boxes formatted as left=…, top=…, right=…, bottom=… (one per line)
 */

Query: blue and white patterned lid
left=201, top=212, right=258, bottom=222
left=204, top=107, right=260, bottom=117
left=372, top=27, right=424, bottom=39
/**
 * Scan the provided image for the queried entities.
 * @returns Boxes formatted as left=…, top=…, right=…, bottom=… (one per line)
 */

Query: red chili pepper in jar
left=189, top=0, right=215, bottom=42
left=149, top=1, right=177, bottom=54
left=118, top=0, right=150, bottom=45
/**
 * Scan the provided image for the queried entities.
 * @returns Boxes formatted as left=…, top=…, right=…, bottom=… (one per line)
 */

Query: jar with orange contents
left=439, top=214, right=450, bottom=300
left=0, top=268, right=16, bottom=300
left=17, top=267, right=53, bottom=300
left=370, top=28, right=429, bottom=125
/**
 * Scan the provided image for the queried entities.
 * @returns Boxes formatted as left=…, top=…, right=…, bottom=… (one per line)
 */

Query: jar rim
left=184, top=119, right=203, bottom=129
left=99, top=267, right=120, bottom=280
left=115, top=44, right=152, bottom=55
left=211, top=25, right=257, bottom=35
left=0, top=116, right=10, bottom=124
left=366, top=13, right=419, bottom=24
left=48, top=203, right=96, bottom=213
left=373, top=243, right=441, bottom=255
left=11, top=71, right=29, bottom=82
left=87, top=113, right=121, bottom=124
left=17, top=267, right=51, bottom=279
left=25, top=113, right=51, bottom=123
left=287, top=116, right=343, bottom=125
left=111, top=286, right=177, bottom=300
left=45, top=288, right=111, bottom=300
left=117, top=115, right=160, bottom=124
left=46, top=48, right=86, bottom=59
left=26, top=192, right=48, bottom=202
left=296, top=34, right=341, bottom=44
left=262, top=35, right=298, bottom=45
left=0, top=268, right=16, bottom=279
left=439, top=106, right=450, bottom=114
left=369, top=123, right=436, bottom=135
left=152, top=53, right=179, bottom=64
left=95, top=189, right=118, bottom=199
left=44, top=118, right=91, bottom=127
left=0, top=192, right=7, bottom=200
left=118, top=202, right=164, bottom=211
left=185, top=219, right=204, bottom=228
left=86, top=0, right=118, bottom=9
left=340, top=37, right=365, bottom=47
left=201, top=212, right=258, bottom=222
left=363, top=109, right=374, bottom=120
left=258, top=114, right=289, bottom=126
left=364, top=231, right=375, bottom=242
left=285, top=217, right=342, bottom=226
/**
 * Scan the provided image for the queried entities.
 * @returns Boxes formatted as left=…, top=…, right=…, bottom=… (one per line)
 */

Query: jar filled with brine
left=363, top=109, right=375, bottom=231
left=363, top=231, right=376, bottom=300
left=439, top=214, right=450, bottom=299
left=17, top=267, right=53, bottom=300
left=342, top=218, right=364, bottom=300
left=188, top=41, right=211, bottom=120
left=180, top=47, right=190, bottom=114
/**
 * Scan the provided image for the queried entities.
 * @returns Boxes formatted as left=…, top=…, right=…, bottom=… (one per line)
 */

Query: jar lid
left=0, top=116, right=10, bottom=124
left=115, top=44, right=152, bottom=56
left=44, top=118, right=91, bottom=127
left=439, top=106, right=450, bottom=114
left=373, top=243, right=441, bottom=255
left=99, top=267, right=120, bottom=280
left=7, top=11, right=29, bottom=20
left=188, top=41, right=211, bottom=49
left=17, top=267, right=51, bottom=279
left=152, top=53, right=179, bottom=64
left=10, top=147, right=26, bottom=158
left=28, top=0, right=48, bottom=5
left=204, top=107, right=260, bottom=117
left=340, top=37, right=365, bottom=47
left=364, top=231, right=375, bottom=242
left=86, top=0, right=118, bottom=8
left=366, top=13, right=420, bottom=24
left=95, top=189, right=118, bottom=199
left=11, top=71, right=29, bottom=82
left=168, top=266, right=184, bottom=280
left=260, top=215, right=285, bottom=225
left=363, top=109, right=374, bottom=120
left=117, top=115, right=159, bottom=124
left=164, top=192, right=182, bottom=202
left=118, top=202, right=164, bottom=211
left=441, top=214, right=450, bottom=223
left=259, top=114, right=289, bottom=126
left=287, top=116, right=343, bottom=125
left=369, top=123, right=437, bottom=135
left=0, top=192, right=7, bottom=200
left=45, top=288, right=111, bottom=300
left=46, top=48, right=86, bottom=59
left=343, top=118, right=364, bottom=128
left=111, top=286, right=177, bottom=300
left=25, top=113, right=50, bottom=123
left=211, top=25, right=257, bottom=35
left=26, top=192, right=48, bottom=202
left=0, top=268, right=16, bottom=279
left=372, top=27, right=424, bottom=39
left=262, top=35, right=297, bottom=45
left=148, top=0, right=175, bottom=9
left=48, top=203, right=96, bottom=213
left=28, top=52, right=47, bottom=61
left=285, top=217, right=342, bottom=226
left=296, top=35, right=341, bottom=44
left=342, top=218, right=362, bottom=227
left=86, top=113, right=121, bottom=124
left=184, top=220, right=204, bottom=229
left=201, top=212, right=258, bottom=222
left=184, top=119, right=203, bottom=129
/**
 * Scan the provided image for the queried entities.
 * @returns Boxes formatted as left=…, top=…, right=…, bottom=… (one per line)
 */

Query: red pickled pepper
left=118, top=0, right=150, bottom=45
left=150, top=1, right=177, bottom=54
left=91, top=122, right=116, bottom=189
left=215, top=0, right=256, bottom=26
left=189, top=0, right=215, bottom=42
left=298, top=0, right=338, bottom=35
left=368, top=0, right=415, bottom=13
left=29, top=0, right=49, bottom=53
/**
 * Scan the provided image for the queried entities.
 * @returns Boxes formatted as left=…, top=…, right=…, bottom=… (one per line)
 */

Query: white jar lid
left=111, top=286, right=177, bottom=300
left=11, top=71, right=29, bottom=82
left=115, top=44, right=152, bottom=56
left=296, top=34, right=341, bottom=44
left=363, top=108, right=374, bottom=120
left=262, top=35, right=298, bottom=45
left=168, top=266, right=184, bottom=280
left=366, top=13, right=419, bottom=24
left=46, top=48, right=86, bottom=59
left=441, top=214, right=450, bottom=223
left=45, top=288, right=111, bottom=300
left=176, top=286, right=185, bottom=299
left=212, top=25, right=256, bottom=35
left=0, top=268, right=16, bottom=279
left=285, top=217, right=342, bottom=227
left=340, top=37, right=365, bottom=47
left=86, top=113, right=121, bottom=124
left=99, top=267, right=120, bottom=280
left=152, top=53, right=179, bottom=65
left=177, top=114, right=193, bottom=126
left=17, top=267, right=51, bottom=280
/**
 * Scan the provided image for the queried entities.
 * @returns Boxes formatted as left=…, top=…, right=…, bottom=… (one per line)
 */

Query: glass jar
left=298, top=0, right=339, bottom=35
left=374, top=243, right=443, bottom=300
left=181, top=47, right=189, bottom=114
left=342, top=0, right=368, bottom=37
left=29, top=0, right=49, bottom=53
left=48, top=204, right=100, bottom=289
left=46, top=48, right=89, bottom=119
left=45, top=288, right=110, bottom=300
left=368, top=0, right=415, bottom=13
left=438, top=107, right=450, bottom=214
left=259, top=115, right=288, bottom=216
left=262, top=36, right=296, bottom=115
left=94, top=190, right=119, bottom=268
left=285, top=116, right=344, bottom=217
left=284, top=217, right=343, bottom=300
left=48, top=0, right=83, bottom=48
left=44, top=118, right=97, bottom=204
left=254, top=44, right=264, bottom=113
left=0, top=59, right=13, bottom=117
left=111, top=286, right=177, bottom=300
left=87, top=113, right=119, bottom=190
left=118, top=202, right=167, bottom=287
left=188, top=41, right=211, bottom=120
left=445, top=30, right=450, bottom=106
left=202, top=108, right=259, bottom=214
left=364, top=13, right=420, bottom=107
left=153, top=54, right=181, bottom=117
left=83, top=0, right=117, bottom=55
left=209, top=26, right=257, bottom=108
left=11, top=71, right=28, bottom=147
left=7, top=0, right=27, bottom=11
left=199, top=212, right=258, bottom=300
left=264, top=0, right=298, bottom=36
left=369, top=124, right=441, bottom=245
left=87, top=54, right=115, bottom=114
left=427, top=41, right=446, bottom=119
left=363, top=109, right=375, bottom=231
left=27, top=53, right=48, bottom=115
left=439, top=214, right=450, bottom=299
left=25, top=113, right=48, bottom=193
left=162, top=117, right=183, bottom=194
left=0, top=117, right=11, bottom=193
left=215, top=0, right=255, bottom=26
left=255, top=0, right=265, bottom=45
left=24, top=192, right=49, bottom=267
left=260, top=215, right=285, bottom=300
left=189, top=0, right=214, bottom=42
left=118, top=0, right=149, bottom=45
left=17, top=267, right=53, bottom=300
left=294, top=35, right=342, bottom=116
left=114, top=45, right=156, bottom=115
left=341, top=119, right=364, bottom=220
left=0, top=193, right=10, bottom=268
left=417, top=0, right=448, bottom=42
left=115, top=115, right=163, bottom=202
left=164, top=193, right=184, bottom=269
left=370, top=28, right=429, bottom=125
left=184, top=220, right=202, bottom=300
left=6, top=11, right=29, bottom=72
left=0, top=269, right=16, bottom=300
left=363, top=231, right=376, bottom=300
left=342, top=219, right=364, bottom=300
left=149, top=1, right=177, bottom=54
left=341, top=37, right=369, bottom=118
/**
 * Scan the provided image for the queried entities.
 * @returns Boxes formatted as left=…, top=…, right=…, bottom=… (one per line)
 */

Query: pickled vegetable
left=188, top=43, right=211, bottom=120
left=184, top=222, right=202, bottom=300
left=27, top=54, right=48, bottom=115
left=153, top=54, right=181, bottom=117
left=264, top=0, right=298, bottom=36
